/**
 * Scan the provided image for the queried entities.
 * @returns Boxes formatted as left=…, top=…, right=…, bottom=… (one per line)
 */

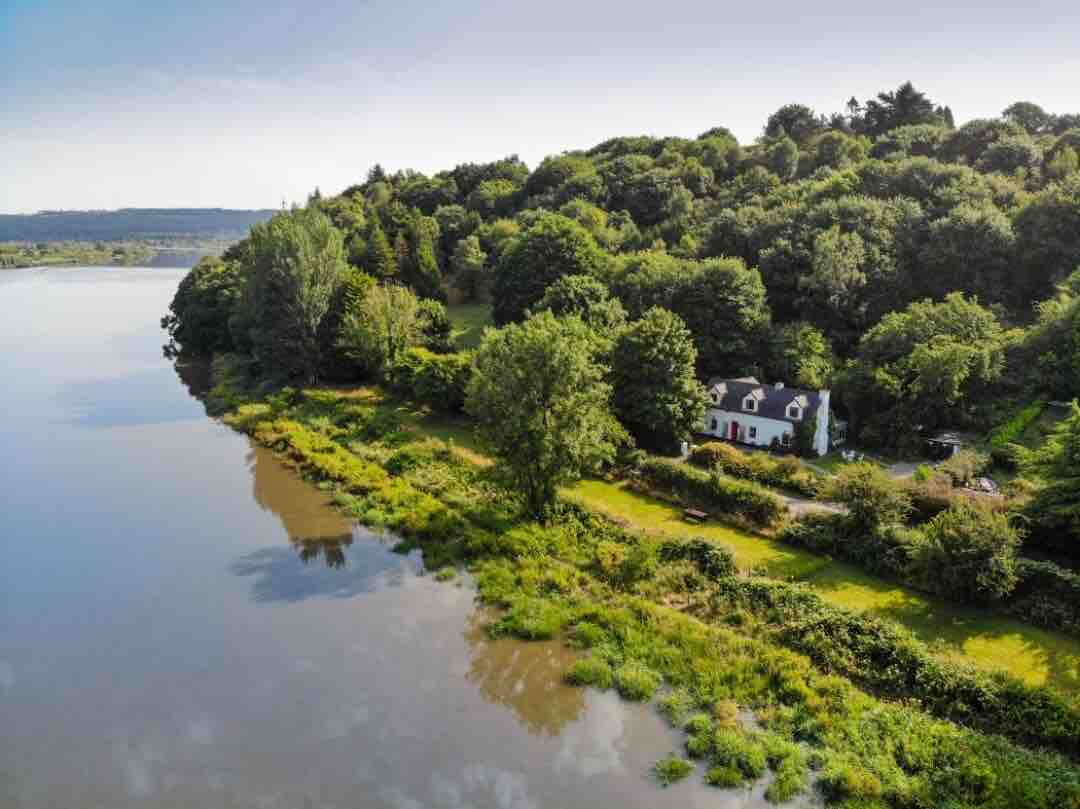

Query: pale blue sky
left=2, top=0, right=1078, bottom=212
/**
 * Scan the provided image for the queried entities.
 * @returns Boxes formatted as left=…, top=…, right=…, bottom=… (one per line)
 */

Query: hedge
left=638, top=457, right=786, bottom=528
left=689, top=441, right=820, bottom=497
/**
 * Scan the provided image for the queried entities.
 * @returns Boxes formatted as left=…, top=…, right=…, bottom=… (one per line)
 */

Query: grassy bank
left=569, top=479, right=1080, bottom=697
left=208, top=380, right=1080, bottom=806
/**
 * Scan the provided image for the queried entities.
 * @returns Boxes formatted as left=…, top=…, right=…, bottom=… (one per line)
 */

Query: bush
left=1006, top=558, right=1080, bottom=635
left=938, top=448, right=990, bottom=487
left=659, top=537, right=737, bottom=580
left=778, top=513, right=919, bottom=579
left=391, top=347, right=472, bottom=412
left=909, top=502, right=1021, bottom=603
left=638, top=457, right=786, bottom=527
left=689, top=441, right=819, bottom=497
left=827, top=462, right=911, bottom=532
left=904, top=471, right=956, bottom=523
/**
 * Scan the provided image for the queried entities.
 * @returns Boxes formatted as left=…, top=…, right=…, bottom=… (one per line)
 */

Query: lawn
left=566, top=478, right=1080, bottom=698
left=447, top=303, right=493, bottom=350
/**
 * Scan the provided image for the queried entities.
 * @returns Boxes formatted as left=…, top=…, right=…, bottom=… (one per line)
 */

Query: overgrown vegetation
left=205, top=379, right=1080, bottom=805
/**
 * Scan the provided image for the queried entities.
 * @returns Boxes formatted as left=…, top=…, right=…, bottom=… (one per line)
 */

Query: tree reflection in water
left=464, top=611, right=586, bottom=736
left=230, top=443, right=420, bottom=602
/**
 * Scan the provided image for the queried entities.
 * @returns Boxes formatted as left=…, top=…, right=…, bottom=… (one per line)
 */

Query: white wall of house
left=812, top=390, right=830, bottom=457
left=702, top=408, right=794, bottom=449
left=701, top=389, right=831, bottom=456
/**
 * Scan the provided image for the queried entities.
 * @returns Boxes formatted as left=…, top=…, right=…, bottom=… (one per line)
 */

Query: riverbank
left=212, top=379, right=1080, bottom=806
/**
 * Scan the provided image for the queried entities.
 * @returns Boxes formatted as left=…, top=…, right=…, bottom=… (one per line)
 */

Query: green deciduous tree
left=337, top=283, right=421, bottom=381
left=244, top=207, right=348, bottom=383
left=466, top=311, right=626, bottom=517
left=450, top=235, right=488, bottom=301
left=491, top=212, right=609, bottom=325
left=162, top=256, right=243, bottom=357
left=611, top=307, right=707, bottom=451
left=764, top=104, right=824, bottom=144
left=828, top=462, right=912, bottom=534
left=768, top=321, right=835, bottom=390
left=842, top=293, right=1007, bottom=449
left=531, top=274, right=627, bottom=334
left=911, top=503, right=1020, bottom=603
left=1003, top=101, right=1052, bottom=134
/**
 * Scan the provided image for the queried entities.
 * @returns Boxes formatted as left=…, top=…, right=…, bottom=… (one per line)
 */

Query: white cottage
left=700, top=377, right=832, bottom=457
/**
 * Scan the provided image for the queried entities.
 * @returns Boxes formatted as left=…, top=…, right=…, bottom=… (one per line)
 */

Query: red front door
left=730, top=421, right=739, bottom=441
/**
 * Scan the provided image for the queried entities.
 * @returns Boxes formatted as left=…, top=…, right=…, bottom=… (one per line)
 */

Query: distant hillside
left=0, top=208, right=276, bottom=242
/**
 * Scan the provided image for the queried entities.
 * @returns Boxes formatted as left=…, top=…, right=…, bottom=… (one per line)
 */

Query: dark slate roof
left=705, top=377, right=823, bottom=424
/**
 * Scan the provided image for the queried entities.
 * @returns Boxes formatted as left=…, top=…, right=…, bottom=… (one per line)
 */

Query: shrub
left=827, top=462, right=911, bottom=532
left=938, top=448, right=990, bottom=487
left=391, top=347, right=472, bottom=412
left=909, top=502, right=1021, bottom=603
left=659, top=537, right=738, bottom=580
left=904, top=471, right=956, bottom=523
left=689, top=441, right=820, bottom=497
left=653, top=755, right=694, bottom=786
left=778, top=513, right=918, bottom=579
left=613, top=660, right=662, bottom=701
left=1006, top=558, right=1080, bottom=635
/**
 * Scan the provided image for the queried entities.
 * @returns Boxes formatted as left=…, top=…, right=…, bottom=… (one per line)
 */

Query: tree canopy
left=466, top=312, right=625, bottom=517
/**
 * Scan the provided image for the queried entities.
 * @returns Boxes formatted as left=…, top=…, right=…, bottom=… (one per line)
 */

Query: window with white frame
left=743, top=396, right=757, bottom=412
left=749, top=426, right=757, bottom=439
left=787, top=403, right=801, bottom=420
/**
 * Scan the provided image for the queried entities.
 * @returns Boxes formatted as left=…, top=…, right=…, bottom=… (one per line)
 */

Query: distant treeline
left=0, top=208, right=276, bottom=242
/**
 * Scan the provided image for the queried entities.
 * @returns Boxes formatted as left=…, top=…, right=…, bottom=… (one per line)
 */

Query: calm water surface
left=0, top=267, right=792, bottom=809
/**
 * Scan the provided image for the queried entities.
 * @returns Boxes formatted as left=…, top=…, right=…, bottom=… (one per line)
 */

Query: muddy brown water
left=0, top=267, right=804, bottom=808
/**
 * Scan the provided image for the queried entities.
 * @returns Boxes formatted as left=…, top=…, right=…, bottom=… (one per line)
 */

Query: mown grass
left=568, top=479, right=1080, bottom=697
left=447, top=303, right=493, bottom=350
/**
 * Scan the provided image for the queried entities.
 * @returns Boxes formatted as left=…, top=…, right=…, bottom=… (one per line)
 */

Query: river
left=0, top=267, right=789, bottom=809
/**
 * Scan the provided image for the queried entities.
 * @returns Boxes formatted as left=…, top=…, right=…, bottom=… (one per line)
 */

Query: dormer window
left=711, top=390, right=720, bottom=404
left=787, top=404, right=802, bottom=420
left=743, top=395, right=758, bottom=412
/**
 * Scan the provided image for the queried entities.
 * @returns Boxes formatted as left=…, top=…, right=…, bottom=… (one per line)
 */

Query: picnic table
left=683, top=508, right=708, bottom=523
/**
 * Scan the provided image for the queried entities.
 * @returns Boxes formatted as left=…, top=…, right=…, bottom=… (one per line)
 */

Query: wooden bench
left=683, top=508, right=708, bottom=523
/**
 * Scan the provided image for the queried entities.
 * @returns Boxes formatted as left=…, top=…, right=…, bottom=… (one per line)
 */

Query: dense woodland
left=162, top=84, right=1080, bottom=805
left=0, top=207, right=274, bottom=242
left=165, top=83, right=1080, bottom=560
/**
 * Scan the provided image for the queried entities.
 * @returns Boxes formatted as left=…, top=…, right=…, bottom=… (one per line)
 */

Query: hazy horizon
left=3, top=0, right=1078, bottom=213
